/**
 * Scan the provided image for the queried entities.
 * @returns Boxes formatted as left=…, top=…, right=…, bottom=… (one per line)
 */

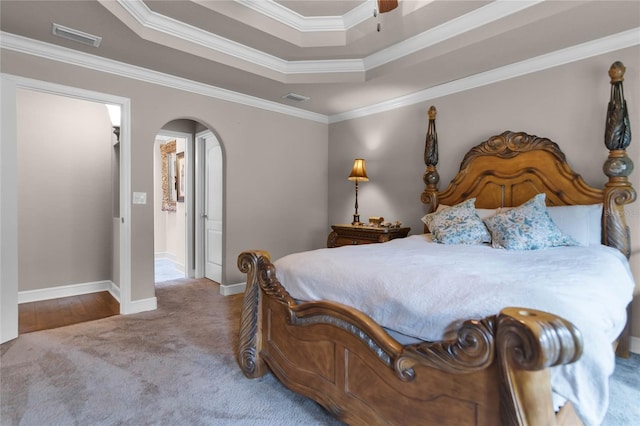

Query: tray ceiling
left=1, top=0, right=639, bottom=117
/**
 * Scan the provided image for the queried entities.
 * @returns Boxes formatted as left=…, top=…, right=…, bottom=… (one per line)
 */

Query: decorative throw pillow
left=483, top=193, right=578, bottom=250
left=421, top=198, right=491, bottom=244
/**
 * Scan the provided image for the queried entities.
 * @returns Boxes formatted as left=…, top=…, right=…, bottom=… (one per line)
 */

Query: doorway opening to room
left=153, top=121, right=223, bottom=286
left=10, top=86, right=128, bottom=335
left=154, top=131, right=189, bottom=283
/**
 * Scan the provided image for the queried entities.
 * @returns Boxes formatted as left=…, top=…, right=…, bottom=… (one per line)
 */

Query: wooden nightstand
left=327, top=224, right=410, bottom=248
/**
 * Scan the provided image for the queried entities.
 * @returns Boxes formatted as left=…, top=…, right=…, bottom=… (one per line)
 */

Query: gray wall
left=2, top=48, right=329, bottom=303
left=329, top=47, right=640, bottom=338
left=17, top=89, right=114, bottom=291
left=2, top=44, right=638, bottom=342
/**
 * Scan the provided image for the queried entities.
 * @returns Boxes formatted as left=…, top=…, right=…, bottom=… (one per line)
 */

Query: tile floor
left=154, top=257, right=185, bottom=282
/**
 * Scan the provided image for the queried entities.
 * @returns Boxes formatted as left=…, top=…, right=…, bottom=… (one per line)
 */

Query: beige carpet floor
left=1, top=279, right=341, bottom=425
left=1, top=278, right=638, bottom=425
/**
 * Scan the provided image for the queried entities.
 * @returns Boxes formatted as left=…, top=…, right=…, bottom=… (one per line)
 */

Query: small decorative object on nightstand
left=327, top=224, right=410, bottom=248
left=368, top=216, right=384, bottom=227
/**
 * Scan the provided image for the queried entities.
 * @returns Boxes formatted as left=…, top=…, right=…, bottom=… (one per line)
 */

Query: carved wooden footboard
left=237, top=251, right=583, bottom=426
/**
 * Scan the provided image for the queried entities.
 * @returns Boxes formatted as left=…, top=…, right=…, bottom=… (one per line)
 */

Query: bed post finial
left=421, top=106, right=440, bottom=215
left=602, top=61, right=636, bottom=259
left=605, top=61, right=631, bottom=151
left=609, top=61, right=625, bottom=84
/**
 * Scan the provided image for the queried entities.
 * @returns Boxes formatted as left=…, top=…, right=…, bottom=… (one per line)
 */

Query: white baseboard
left=18, top=280, right=114, bottom=304
left=630, top=336, right=640, bottom=355
left=220, top=282, right=246, bottom=296
left=108, top=282, right=121, bottom=303
left=17, top=280, right=157, bottom=316
left=124, top=296, right=157, bottom=314
left=155, top=252, right=173, bottom=259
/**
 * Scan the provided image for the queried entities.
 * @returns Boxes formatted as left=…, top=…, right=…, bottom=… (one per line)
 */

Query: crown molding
left=236, top=0, right=374, bottom=32
left=2, top=28, right=637, bottom=125
left=114, top=0, right=287, bottom=73
left=330, top=27, right=640, bottom=123
left=364, top=0, right=542, bottom=70
left=0, top=32, right=329, bottom=124
left=107, top=0, right=541, bottom=80
left=109, top=0, right=364, bottom=80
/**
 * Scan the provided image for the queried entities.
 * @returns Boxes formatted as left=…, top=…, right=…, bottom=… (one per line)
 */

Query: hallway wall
left=17, top=89, right=114, bottom=291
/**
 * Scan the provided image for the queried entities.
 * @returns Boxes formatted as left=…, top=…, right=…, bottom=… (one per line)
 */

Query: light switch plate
left=133, top=192, right=147, bottom=204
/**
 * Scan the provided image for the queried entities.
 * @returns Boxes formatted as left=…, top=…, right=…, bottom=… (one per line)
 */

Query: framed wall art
left=176, top=152, right=185, bottom=202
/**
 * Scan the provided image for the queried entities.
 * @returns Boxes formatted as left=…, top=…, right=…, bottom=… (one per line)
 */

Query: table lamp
left=348, top=158, right=369, bottom=225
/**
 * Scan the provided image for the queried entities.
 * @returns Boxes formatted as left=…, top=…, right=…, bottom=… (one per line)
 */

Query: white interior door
left=204, top=136, right=222, bottom=283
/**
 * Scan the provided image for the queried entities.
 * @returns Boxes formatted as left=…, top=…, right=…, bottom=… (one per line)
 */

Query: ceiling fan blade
left=377, top=0, right=398, bottom=14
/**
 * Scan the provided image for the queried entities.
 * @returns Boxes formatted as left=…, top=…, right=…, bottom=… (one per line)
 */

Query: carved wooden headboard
left=434, top=131, right=603, bottom=208
left=420, top=62, right=636, bottom=258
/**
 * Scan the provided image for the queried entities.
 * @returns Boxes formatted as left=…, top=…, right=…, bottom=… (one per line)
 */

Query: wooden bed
left=236, top=62, right=635, bottom=425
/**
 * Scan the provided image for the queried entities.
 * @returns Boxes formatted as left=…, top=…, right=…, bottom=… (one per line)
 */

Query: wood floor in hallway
left=18, top=291, right=120, bottom=334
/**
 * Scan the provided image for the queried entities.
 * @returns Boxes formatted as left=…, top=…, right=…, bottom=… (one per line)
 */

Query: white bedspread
left=274, top=234, right=635, bottom=426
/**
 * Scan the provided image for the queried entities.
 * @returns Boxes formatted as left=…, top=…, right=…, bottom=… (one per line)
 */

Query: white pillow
left=546, top=204, right=602, bottom=246
left=475, top=208, right=500, bottom=220
left=435, top=204, right=498, bottom=220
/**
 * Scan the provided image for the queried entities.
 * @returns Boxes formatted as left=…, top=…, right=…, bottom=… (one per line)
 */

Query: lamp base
left=352, top=214, right=363, bottom=226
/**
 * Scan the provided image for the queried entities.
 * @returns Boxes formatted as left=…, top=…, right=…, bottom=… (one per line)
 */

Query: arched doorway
left=153, top=120, right=223, bottom=285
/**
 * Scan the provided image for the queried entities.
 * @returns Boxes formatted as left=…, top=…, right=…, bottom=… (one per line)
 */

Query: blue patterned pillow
left=422, top=198, right=491, bottom=244
left=483, top=193, right=578, bottom=250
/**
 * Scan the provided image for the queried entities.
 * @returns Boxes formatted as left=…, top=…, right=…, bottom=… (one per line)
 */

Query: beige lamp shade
left=348, top=158, right=369, bottom=181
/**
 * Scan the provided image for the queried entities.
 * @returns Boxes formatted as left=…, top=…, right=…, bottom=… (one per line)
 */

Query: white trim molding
left=1, top=75, right=19, bottom=343
left=17, top=279, right=155, bottom=314
left=109, top=282, right=121, bottom=302
left=105, top=0, right=540, bottom=78
left=219, top=282, right=246, bottom=296
left=127, top=296, right=158, bottom=314
left=155, top=252, right=176, bottom=261
left=236, top=0, right=372, bottom=33
left=363, top=1, right=542, bottom=71
left=330, top=27, right=640, bottom=123
left=2, top=28, right=638, bottom=124
left=18, top=280, right=118, bottom=304
left=0, top=32, right=328, bottom=124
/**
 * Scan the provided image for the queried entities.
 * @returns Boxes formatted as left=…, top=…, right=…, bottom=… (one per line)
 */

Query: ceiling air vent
left=282, top=93, right=310, bottom=102
left=52, top=23, right=102, bottom=47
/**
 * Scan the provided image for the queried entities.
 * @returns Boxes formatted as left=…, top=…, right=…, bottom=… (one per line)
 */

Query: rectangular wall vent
left=52, top=23, right=102, bottom=47
left=282, top=92, right=310, bottom=102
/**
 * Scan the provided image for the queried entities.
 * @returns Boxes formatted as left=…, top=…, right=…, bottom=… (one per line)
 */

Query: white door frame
left=194, top=130, right=208, bottom=279
left=0, top=74, right=132, bottom=342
